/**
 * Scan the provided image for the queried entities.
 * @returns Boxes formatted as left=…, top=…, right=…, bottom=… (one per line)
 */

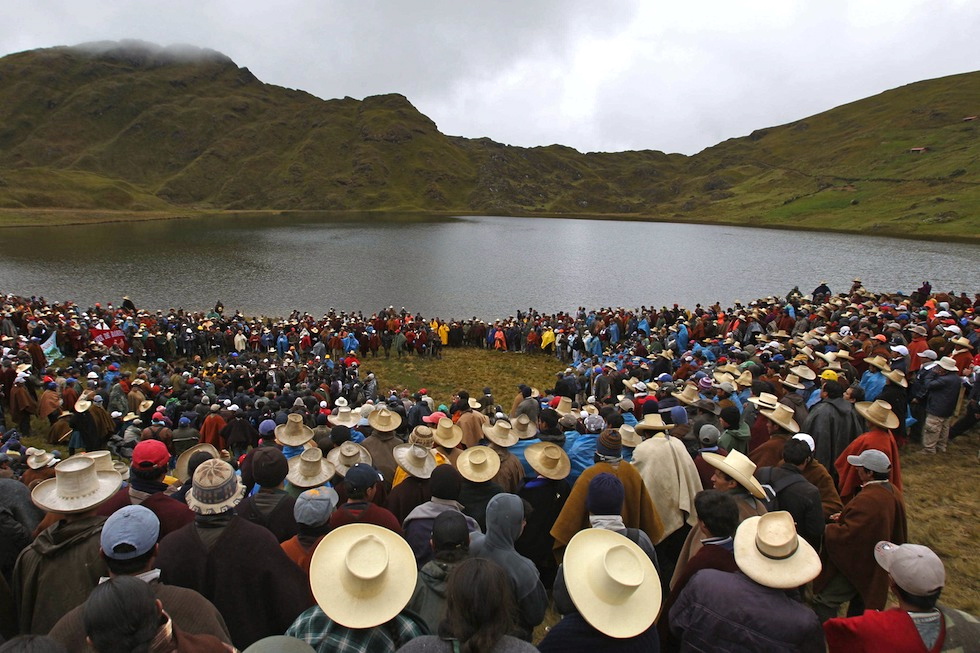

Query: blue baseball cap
left=100, top=505, right=160, bottom=560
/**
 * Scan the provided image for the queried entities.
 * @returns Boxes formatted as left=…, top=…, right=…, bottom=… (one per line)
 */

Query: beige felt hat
left=510, top=414, right=537, bottom=440
left=936, top=356, right=958, bottom=372
left=32, top=456, right=122, bottom=514
left=619, top=425, right=642, bottom=448
left=482, top=420, right=518, bottom=448
left=780, top=374, right=804, bottom=390
left=275, top=413, right=314, bottom=447
left=789, top=365, right=816, bottom=381
left=703, top=449, right=766, bottom=499
left=562, top=528, right=662, bottom=638
left=328, top=407, right=359, bottom=428
left=186, top=459, right=246, bottom=515
left=326, top=442, right=372, bottom=477
left=525, top=442, right=570, bottom=480
left=287, top=447, right=336, bottom=488
left=309, top=523, right=417, bottom=628
left=393, top=444, right=437, bottom=480
left=734, top=512, right=821, bottom=589
left=734, top=370, right=754, bottom=387
left=175, top=443, right=219, bottom=484
left=671, top=384, right=701, bottom=406
left=747, top=392, right=779, bottom=410
left=456, top=446, right=501, bottom=483
left=855, top=400, right=900, bottom=430
left=138, top=399, right=154, bottom=413
left=432, top=417, right=463, bottom=449
left=27, top=449, right=57, bottom=470
left=760, top=403, right=800, bottom=433
left=633, top=413, right=671, bottom=433
left=80, top=450, right=113, bottom=472
left=865, top=355, right=891, bottom=371
left=367, top=407, right=402, bottom=432
left=554, top=396, right=573, bottom=416
left=883, top=369, right=908, bottom=388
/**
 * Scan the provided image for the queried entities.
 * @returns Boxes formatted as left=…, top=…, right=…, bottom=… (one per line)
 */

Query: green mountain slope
left=0, top=41, right=977, bottom=239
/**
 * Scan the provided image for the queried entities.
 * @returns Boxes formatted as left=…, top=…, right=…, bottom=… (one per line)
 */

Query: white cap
left=792, top=432, right=815, bottom=453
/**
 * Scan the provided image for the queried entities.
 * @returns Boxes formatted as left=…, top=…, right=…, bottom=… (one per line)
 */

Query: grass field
left=11, top=346, right=979, bottom=618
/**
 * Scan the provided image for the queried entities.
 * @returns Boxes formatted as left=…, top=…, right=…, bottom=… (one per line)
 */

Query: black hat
left=432, top=510, right=469, bottom=552
left=344, top=463, right=382, bottom=493
left=430, top=464, right=463, bottom=500
left=251, top=447, right=288, bottom=488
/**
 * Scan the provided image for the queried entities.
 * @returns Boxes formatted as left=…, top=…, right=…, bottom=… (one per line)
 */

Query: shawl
left=630, top=435, right=702, bottom=542
left=550, top=461, right=665, bottom=553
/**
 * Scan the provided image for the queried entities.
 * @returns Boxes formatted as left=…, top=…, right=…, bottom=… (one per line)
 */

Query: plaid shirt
left=286, top=605, right=429, bottom=653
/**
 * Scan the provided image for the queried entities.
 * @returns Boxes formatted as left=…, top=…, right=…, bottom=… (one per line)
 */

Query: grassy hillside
left=0, top=41, right=977, bottom=239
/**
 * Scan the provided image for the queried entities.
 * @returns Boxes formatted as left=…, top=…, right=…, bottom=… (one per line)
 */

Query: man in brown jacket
left=48, top=505, right=232, bottom=649
left=813, top=449, right=907, bottom=622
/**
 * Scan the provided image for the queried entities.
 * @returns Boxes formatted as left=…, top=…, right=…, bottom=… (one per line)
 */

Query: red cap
left=132, top=439, right=170, bottom=469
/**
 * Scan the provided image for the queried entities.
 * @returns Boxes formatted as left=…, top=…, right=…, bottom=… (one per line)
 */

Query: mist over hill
left=0, top=42, right=977, bottom=239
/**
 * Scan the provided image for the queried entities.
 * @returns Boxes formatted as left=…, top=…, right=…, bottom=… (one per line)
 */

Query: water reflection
left=2, top=213, right=978, bottom=319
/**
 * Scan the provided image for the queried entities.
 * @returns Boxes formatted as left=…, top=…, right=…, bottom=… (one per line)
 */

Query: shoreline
left=1, top=207, right=978, bottom=245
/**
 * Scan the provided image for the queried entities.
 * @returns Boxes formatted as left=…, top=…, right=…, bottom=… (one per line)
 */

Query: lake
left=2, top=213, right=978, bottom=319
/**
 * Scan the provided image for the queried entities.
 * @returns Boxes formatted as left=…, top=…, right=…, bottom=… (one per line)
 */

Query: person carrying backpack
left=755, top=437, right=823, bottom=549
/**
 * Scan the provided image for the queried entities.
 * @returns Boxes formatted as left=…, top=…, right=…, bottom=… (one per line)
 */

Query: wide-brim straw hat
left=368, top=407, right=402, bottom=432
left=951, top=336, right=973, bottom=350
left=511, top=414, right=537, bottom=439
left=112, top=460, right=130, bottom=481
left=622, top=377, right=641, bottom=392
left=671, top=384, right=701, bottom=406
left=32, top=456, right=122, bottom=514
left=74, top=396, right=92, bottom=412
left=789, top=365, right=816, bottom=381
left=734, top=370, right=754, bottom=387
left=865, top=355, right=891, bottom=371
left=432, top=417, right=463, bottom=449
left=138, top=400, right=154, bottom=413
left=780, top=374, right=804, bottom=390
left=80, top=450, right=113, bottom=472
left=175, top=443, right=219, bottom=483
left=703, top=449, right=766, bottom=499
left=563, top=528, right=662, bottom=638
left=456, top=445, right=501, bottom=483
left=482, top=420, right=518, bottom=447
left=328, top=407, right=360, bottom=428
left=122, top=412, right=140, bottom=421
left=309, top=523, right=417, bottom=628
left=525, top=442, right=570, bottom=480
left=619, top=425, right=642, bottom=448
left=326, top=442, right=372, bottom=477
left=554, top=396, right=573, bottom=416
left=393, top=443, right=437, bottom=479
left=275, top=413, right=314, bottom=447
left=287, top=447, right=336, bottom=488
left=747, top=392, right=779, bottom=410
left=855, top=400, right=900, bottom=430
left=883, top=369, right=908, bottom=388
left=634, top=413, right=672, bottom=433
left=186, top=459, right=246, bottom=515
left=937, top=356, right=958, bottom=372
left=27, top=449, right=57, bottom=470
left=761, top=403, right=800, bottom=433
left=734, top=512, right=821, bottom=589
left=334, top=397, right=349, bottom=408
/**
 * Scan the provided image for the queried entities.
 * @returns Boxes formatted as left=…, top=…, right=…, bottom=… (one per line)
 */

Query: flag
left=42, top=331, right=62, bottom=365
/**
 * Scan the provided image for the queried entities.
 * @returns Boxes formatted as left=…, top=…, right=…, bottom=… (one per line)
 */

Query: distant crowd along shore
left=1, top=280, right=980, bottom=652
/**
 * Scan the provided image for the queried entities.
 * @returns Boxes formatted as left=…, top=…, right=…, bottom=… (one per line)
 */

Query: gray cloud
left=1, top=0, right=978, bottom=154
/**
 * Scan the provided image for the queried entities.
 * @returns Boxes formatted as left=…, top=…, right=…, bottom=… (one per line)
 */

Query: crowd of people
left=0, top=280, right=978, bottom=652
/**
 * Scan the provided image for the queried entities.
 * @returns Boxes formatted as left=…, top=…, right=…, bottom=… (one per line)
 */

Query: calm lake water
left=2, top=214, right=978, bottom=320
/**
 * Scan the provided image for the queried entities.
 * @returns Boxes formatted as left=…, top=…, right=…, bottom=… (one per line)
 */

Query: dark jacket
left=802, top=398, right=864, bottom=481
left=924, top=371, right=961, bottom=418
left=156, top=516, right=313, bottom=649
left=13, top=515, right=108, bottom=634
left=670, top=569, right=825, bottom=652
left=470, top=494, right=547, bottom=640
left=757, top=464, right=824, bottom=549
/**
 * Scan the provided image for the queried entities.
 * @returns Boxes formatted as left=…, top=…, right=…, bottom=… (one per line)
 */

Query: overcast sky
left=3, top=1, right=978, bottom=155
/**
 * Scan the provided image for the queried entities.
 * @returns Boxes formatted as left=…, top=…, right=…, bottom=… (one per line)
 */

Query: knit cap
left=595, top=429, right=622, bottom=457
left=587, top=472, right=625, bottom=515
left=430, top=464, right=463, bottom=500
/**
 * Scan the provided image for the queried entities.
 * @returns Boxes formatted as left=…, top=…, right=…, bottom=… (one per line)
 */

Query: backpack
left=756, top=466, right=808, bottom=512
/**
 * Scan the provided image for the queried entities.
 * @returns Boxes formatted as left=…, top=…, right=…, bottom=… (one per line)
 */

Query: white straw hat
left=31, top=456, right=122, bottom=514
left=562, top=528, right=662, bottom=638
left=482, top=420, right=518, bottom=448
left=328, top=407, right=360, bottom=428
left=392, top=444, right=438, bottom=480
left=275, top=413, right=314, bottom=447
left=287, top=447, right=337, bottom=488
left=432, top=417, right=463, bottom=449
left=734, top=512, right=821, bottom=589
left=524, top=442, right=570, bottom=480
left=702, top=449, right=766, bottom=499
left=309, top=524, right=417, bottom=628
left=456, top=446, right=501, bottom=483
left=326, top=442, right=372, bottom=477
